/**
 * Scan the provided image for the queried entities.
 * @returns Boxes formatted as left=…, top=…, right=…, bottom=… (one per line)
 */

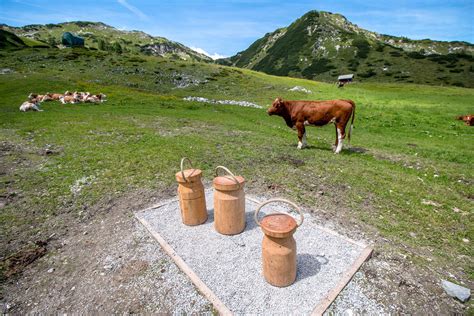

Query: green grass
left=0, top=48, right=473, bottom=284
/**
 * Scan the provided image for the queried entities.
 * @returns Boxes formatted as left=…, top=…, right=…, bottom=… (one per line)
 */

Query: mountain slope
left=0, top=29, right=27, bottom=49
left=222, top=11, right=474, bottom=87
left=0, top=22, right=211, bottom=62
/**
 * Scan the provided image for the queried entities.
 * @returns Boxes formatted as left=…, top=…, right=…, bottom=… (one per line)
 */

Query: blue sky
left=1, top=0, right=473, bottom=58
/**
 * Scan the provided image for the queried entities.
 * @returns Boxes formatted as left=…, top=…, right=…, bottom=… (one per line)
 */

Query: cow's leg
left=296, top=122, right=306, bottom=149
left=333, top=125, right=338, bottom=151
left=302, top=131, right=307, bottom=148
left=335, top=125, right=346, bottom=154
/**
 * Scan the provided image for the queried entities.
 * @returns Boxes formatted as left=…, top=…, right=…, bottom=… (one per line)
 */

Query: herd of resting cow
left=19, top=91, right=107, bottom=112
left=18, top=94, right=473, bottom=154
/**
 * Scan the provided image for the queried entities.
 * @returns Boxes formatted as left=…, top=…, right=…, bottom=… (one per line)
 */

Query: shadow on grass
left=345, top=146, right=368, bottom=155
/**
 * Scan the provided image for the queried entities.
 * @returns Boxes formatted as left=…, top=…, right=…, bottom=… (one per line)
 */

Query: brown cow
left=45, top=93, right=63, bottom=101
left=268, top=97, right=356, bottom=153
left=457, top=114, right=474, bottom=126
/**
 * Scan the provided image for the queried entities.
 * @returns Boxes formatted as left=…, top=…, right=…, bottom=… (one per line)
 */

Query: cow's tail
left=345, top=100, right=356, bottom=146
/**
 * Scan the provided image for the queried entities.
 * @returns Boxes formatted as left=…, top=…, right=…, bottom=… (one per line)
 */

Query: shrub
left=301, top=58, right=335, bottom=78
left=358, top=69, right=376, bottom=78
left=390, top=51, right=402, bottom=57
left=407, top=51, right=426, bottom=59
left=352, top=38, right=370, bottom=59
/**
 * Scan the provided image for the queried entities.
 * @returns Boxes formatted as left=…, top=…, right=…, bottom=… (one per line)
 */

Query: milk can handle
left=180, top=157, right=194, bottom=182
left=215, top=166, right=240, bottom=188
left=254, top=198, right=304, bottom=227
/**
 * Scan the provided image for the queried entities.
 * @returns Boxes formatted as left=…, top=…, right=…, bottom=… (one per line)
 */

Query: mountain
left=220, top=11, right=474, bottom=87
left=0, top=22, right=211, bottom=62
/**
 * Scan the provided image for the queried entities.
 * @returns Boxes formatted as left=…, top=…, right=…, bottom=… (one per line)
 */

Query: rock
left=421, top=199, right=441, bottom=207
left=344, top=308, right=354, bottom=316
left=462, top=238, right=469, bottom=243
left=47, top=268, right=55, bottom=273
left=452, top=207, right=461, bottom=213
left=183, top=96, right=263, bottom=109
left=103, top=264, right=113, bottom=271
left=289, top=86, right=312, bottom=94
left=441, top=280, right=471, bottom=302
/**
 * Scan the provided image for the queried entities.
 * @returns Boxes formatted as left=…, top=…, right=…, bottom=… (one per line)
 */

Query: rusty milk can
left=213, top=166, right=246, bottom=235
left=254, top=198, right=304, bottom=287
left=175, top=157, right=208, bottom=226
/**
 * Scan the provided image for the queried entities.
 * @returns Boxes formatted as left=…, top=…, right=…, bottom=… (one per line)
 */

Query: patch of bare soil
left=1, top=188, right=212, bottom=313
left=2, top=241, right=47, bottom=278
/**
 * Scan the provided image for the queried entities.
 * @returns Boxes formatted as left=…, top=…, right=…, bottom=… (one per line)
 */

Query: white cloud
left=117, top=0, right=149, bottom=21
left=190, top=47, right=227, bottom=60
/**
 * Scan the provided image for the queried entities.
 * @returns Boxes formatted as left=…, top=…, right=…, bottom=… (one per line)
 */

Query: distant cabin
left=61, top=32, right=84, bottom=47
left=337, top=74, right=354, bottom=84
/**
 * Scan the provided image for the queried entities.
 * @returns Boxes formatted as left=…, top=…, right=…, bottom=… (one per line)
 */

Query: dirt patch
left=2, top=241, right=47, bottom=278
left=1, top=188, right=212, bottom=313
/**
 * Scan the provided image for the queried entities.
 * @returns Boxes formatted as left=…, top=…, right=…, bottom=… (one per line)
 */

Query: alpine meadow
left=0, top=8, right=473, bottom=314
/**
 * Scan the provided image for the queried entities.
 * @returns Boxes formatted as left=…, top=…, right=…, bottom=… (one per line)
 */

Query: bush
left=301, top=58, right=335, bottom=78
left=407, top=51, right=426, bottom=59
left=390, top=51, right=402, bottom=57
left=358, top=69, right=376, bottom=78
left=352, top=38, right=370, bottom=59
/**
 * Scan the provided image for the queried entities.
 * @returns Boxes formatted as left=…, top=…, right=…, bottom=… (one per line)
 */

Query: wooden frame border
left=311, top=246, right=373, bottom=315
left=136, top=214, right=232, bottom=316
left=136, top=194, right=373, bottom=315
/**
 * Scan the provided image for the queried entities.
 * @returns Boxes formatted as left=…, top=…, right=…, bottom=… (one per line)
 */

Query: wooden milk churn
left=175, top=157, right=208, bottom=226
left=213, top=166, right=246, bottom=235
left=254, top=199, right=304, bottom=287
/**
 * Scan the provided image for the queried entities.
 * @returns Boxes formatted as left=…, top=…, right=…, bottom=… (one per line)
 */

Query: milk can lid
left=260, top=213, right=297, bottom=238
left=175, top=168, right=202, bottom=183
left=213, top=175, right=245, bottom=191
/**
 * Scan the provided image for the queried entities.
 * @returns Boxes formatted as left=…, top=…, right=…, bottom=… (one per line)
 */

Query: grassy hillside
left=0, top=30, right=27, bottom=49
left=0, top=45, right=474, bottom=282
left=0, top=46, right=473, bottom=297
left=222, top=11, right=474, bottom=87
left=0, top=22, right=211, bottom=61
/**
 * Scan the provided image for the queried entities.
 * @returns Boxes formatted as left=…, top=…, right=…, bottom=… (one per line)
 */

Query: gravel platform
left=136, top=190, right=371, bottom=315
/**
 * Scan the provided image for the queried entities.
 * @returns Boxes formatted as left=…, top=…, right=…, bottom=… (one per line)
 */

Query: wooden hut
left=337, top=74, right=354, bottom=84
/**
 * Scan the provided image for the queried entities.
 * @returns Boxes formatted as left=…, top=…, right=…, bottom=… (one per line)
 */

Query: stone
left=103, top=264, right=113, bottom=271
left=441, top=280, right=471, bottom=302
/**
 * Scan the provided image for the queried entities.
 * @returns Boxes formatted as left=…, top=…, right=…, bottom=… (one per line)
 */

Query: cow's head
left=268, top=97, right=284, bottom=116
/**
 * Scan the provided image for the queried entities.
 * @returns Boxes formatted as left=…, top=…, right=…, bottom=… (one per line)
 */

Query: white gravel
left=137, top=190, right=370, bottom=314
left=324, top=272, right=386, bottom=315
left=183, top=96, right=263, bottom=108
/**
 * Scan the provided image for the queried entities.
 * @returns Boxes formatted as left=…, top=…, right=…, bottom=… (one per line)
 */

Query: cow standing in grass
left=267, top=97, right=356, bottom=154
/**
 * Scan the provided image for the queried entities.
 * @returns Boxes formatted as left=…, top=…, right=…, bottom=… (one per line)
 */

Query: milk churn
left=254, top=199, right=304, bottom=287
left=175, top=157, right=208, bottom=226
left=213, top=166, right=246, bottom=235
